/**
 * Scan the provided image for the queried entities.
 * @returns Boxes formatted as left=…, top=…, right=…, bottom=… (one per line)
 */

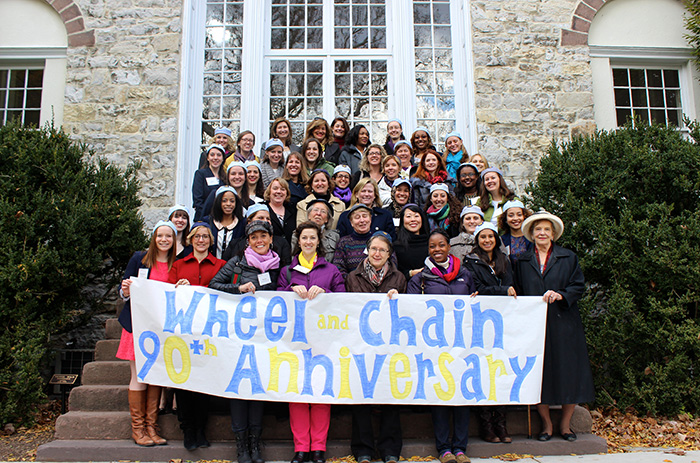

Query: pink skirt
left=116, top=328, right=135, bottom=361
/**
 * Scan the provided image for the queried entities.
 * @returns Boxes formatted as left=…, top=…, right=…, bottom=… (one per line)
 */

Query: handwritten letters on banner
left=130, top=278, right=547, bottom=406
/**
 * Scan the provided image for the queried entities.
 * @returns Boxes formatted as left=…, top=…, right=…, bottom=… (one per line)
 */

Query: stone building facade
left=1, top=0, right=696, bottom=226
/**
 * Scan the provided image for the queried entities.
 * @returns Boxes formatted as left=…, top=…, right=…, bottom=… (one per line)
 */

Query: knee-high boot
left=145, top=385, right=167, bottom=445
left=128, top=390, right=154, bottom=446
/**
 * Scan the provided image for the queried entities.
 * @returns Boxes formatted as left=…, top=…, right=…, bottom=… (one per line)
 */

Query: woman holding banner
left=168, top=222, right=226, bottom=450
left=514, top=211, right=594, bottom=442
left=209, top=220, right=282, bottom=463
left=346, top=231, right=406, bottom=463
left=117, top=221, right=178, bottom=447
left=406, top=229, right=475, bottom=463
left=278, top=222, right=345, bottom=463
left=463, top=222, right=516, bottom=444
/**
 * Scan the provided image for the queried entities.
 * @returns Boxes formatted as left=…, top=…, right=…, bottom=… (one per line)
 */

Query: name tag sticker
left=292, top=265, right=311, bottom=274
left=258, top=272, right=272, bottom=286
left=137, top=268, right=149, bottom=279
left=206, top=177, right=219, bottom=186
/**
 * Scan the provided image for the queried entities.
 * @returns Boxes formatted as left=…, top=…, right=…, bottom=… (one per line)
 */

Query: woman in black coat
left=463, top=222, right=515, bottom=444
left=514, top=212, right=594, bottom=443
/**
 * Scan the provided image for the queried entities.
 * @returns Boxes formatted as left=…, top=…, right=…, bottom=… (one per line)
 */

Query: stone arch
left=44, top=0, right=95, bottom=47
left=560, top=0, right=606, bottom=46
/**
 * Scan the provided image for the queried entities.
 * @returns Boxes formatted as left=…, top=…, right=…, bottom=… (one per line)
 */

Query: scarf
left=333, top=186, right=352, bottom=203
left=383, top=176, right=396, bottom=188
left=313, top=192, right=331, bottom=201
left=445, top=151, right=462, bottom=179
left=334, top=136, right=345, bottom=149
left=535, top=245, right=553, bottom=274
left=427, top=170, right=448, bottom=184
left=235, top=149, right=255, bottom=162
left=427, top=255, right=461, bottom=282
left=244, top=247, right=280, bottom=273
left=298, top=252, right=317, bottom=270
left=427, top=204, right=451, bottom=229
left=364, top=258, right=388, bottom=287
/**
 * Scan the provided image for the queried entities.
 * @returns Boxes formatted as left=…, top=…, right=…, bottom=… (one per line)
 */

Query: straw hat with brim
left=521, top=211, right=564, bottom=242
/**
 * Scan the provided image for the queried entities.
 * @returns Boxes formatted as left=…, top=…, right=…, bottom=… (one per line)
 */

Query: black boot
left=249, top=426, right=264, bottom=463
left=196, top=428, right=210, bottom=448
left=183, top=427, right=197, bottom=450
left=236, top=431, right=252, bottom=463
left=479, top=407, right=499, bottom=443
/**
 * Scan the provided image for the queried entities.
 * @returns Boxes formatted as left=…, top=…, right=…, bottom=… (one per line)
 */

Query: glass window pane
left=414, top=25, right=432, bottom=47
left=353, top=73, right=369, bottom=96
left=290, top=6, right=305, bottom=26
left=415, top=48, right=433, bottom=70
left=335, top=60, right=350, bottom=73
left=353, top=98, right=369, bottom=118
left=308, top=6, right=322, bottom=26
left=289, top=98, right=304, bottom=118
left=434, top=48, right=452, bottom=70
left=615, top=108, right=631, bottom=126
left=0, top=90, right=5, bottom=109
left=335, top=5, right=350, bottom=26
left=0, top=70, right=7, bottom=87
left=307, top=73, right=322, bottom=96
left=10, top=70, right=26, bottom=88
left=353, top=27, right=368, bottom=48
left=271, top=6, right=287, bottom=26
left=271, top=74, right=286, bottom=96
left=416, top=72, right=434, bottom=94
left=271, top=60, right=286, bottom=73
left=27, top=70, right=43, bottom=87
left=270, top=98, right=286, bottom=119
left=26, top=89, right=41, bottom=108
left=6, top=110, right=22, bottom=124
left=433, top=3, right=450, bottom=24
left=632, top=108, right=649, bottom=124
left=308, top=28, right=322, bottom=48
left=371, top=73, right=387, bottom=96
left=226, top=3, right=244, bottom=24
left=650, top=109, right=665, bottom=125
left=336, top=98, right=350, bottom=118
left=667, top=109, right=680, bottom=126
left=289, top=28, right=305, bottom=48
left=335, top=27, right=350, bottom=48
left=289, top=60, right=304, bottom=72
left=289, top=74, right=304, bottom=95
left=435, top=72, right=454, bottom=94
left=629, top=69, right=645, bottom=87
left=370, top=27, right=386, bottom=48
left=207, top=4, right=224, bottom=24
left=664, top=69, right=680, bottom=87
left=7, top=90, right=24, bottom=109
left=413, top=3, right=431, bottom=24
left=665, top=89, right=680, bottom=108
left=434, top=26, right=451, bottom=46
left=612, top=68, right=628, bottom=86
left=308, top=61, right=322, bottom=73
left=631, top=89, right=647, bottom=107
left=647, top=69, right=662, bottom=87
left=648, top=89, right=664, bottom=108
left=371, top=60, right=386, bottom=72
left=437, top=96, right=455, bottom=118
left=353, top=5, right=368, bottom=26
left=370, top=6, right=385, bottom=26
left=614, top=88, right=630, bottom=107
left=222, top=97, right=240, bottom=119
left=335, top=74, right=351, bottom=96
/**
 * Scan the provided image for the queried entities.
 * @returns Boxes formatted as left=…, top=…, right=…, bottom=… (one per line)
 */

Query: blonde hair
left=186, top=225, right=214, bottom=246
left=358, top=144, right=388, bottom=173
left=350, top=177, right=381, bottom=208
left=264, top=177, right=291, bottom=203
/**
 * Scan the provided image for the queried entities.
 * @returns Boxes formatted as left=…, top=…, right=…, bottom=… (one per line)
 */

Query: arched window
left=176, top=0, right=476, bottom=205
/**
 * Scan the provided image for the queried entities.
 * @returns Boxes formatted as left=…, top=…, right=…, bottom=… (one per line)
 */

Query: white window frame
left=590, top=46, right=696, bottom=132
left=175, top=0, right=477, bottom=206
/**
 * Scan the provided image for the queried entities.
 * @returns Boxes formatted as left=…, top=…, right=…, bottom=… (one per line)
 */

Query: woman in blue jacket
left=192, top=144, right=226, bottom=221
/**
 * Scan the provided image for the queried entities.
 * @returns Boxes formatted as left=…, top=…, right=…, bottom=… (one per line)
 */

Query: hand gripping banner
left=130, top=278, right=547, bottom=405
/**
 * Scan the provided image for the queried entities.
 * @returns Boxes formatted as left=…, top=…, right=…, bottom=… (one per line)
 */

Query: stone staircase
left=37, top=318, right=607, bottom=461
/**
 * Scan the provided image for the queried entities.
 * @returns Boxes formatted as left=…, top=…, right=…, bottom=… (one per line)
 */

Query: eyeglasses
left=309, top=208, right=328, bottom=215
left=193, top=234, right=209, bottom=241
left=368, top=247, right=389, bottom=254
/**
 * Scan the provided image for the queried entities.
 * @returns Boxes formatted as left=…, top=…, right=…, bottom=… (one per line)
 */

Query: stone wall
left=58, top=0, right=596, bottom=221
left=62, top=0, right=184, bottom=226
left=471, top=0, right=595, bottom=192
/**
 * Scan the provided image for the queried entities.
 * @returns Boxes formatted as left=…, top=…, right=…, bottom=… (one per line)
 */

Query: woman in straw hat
left=514, top=211, right=594, bottom=443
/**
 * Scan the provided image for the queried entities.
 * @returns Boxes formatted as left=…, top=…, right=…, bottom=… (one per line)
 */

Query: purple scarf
left=244, top=247, right=280, bottom=273
left=333, top=186, right=352, bottom=203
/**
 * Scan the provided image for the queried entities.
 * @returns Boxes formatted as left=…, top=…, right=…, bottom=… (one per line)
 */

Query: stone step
left=37, top=435, right=607, bottom=462
left=94, top=339, right=120, bottom=361
left=69, top=385, right=128, bottom=411
left=54, top=405, right=592, bottom=441
left=105, top=318, right=122, bottom=339
left=81, top=361, right=129, bottom=385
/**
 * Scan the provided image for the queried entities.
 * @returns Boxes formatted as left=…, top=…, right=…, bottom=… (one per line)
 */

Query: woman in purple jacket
left=407, top=228, right=475, bottom=463
left=277, top=222, right=345, bottom=463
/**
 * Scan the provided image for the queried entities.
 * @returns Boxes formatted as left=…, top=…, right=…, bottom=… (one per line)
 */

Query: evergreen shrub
left=526, top=122, right=700, bottom=415
left=0, top=124, right=147, bottom=425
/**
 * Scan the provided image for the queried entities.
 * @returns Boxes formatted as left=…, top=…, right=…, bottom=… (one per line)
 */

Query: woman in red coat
left=168, top=222, right=226, bottom=450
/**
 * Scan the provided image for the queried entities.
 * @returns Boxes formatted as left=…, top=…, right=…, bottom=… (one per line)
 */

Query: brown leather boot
left=478, top=407, right=500, bottom=443
left=145, top=385, right=167, bottom=445
left=128, top=389, right=154, bottom=446
left=493, top=406, right=512, bottom=443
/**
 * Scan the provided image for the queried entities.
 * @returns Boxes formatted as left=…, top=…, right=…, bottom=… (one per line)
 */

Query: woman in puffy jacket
left=209, top=220, right=282, bottom=463
left=407, top=228, right=474, bottom=463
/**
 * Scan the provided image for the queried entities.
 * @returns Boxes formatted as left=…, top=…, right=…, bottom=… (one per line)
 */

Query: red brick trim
left=561, top=0, right=609, bottom=46
left=46, top=0, right=95, bottom=47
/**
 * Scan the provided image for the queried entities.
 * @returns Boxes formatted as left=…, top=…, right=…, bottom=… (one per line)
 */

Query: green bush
left=526, top=122, right=700, bottom=415
left=0, top=123, right=147, bottom=425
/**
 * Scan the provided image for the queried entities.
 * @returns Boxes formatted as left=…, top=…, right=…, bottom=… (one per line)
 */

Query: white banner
left=131, top=278, right=547, bottom=405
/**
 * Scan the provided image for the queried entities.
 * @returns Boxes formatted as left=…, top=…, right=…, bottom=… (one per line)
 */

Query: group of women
left=118, top=119, right=594, bottom=463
